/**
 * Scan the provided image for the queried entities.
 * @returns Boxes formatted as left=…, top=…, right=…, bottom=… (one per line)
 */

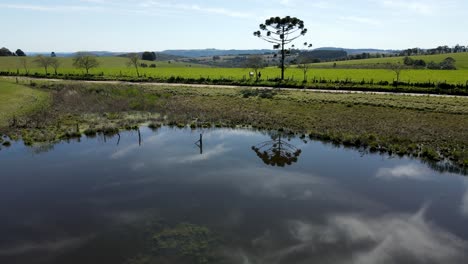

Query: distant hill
left=117, top=52, right=184, bottom=61
left=25, top=47, right=401, bottom=59
left=162, top=48, right=400, bottom=58
left=27, top=51, right=126, bottom=57
left=28, top=51, right=183, bottom=61
left=316, top=47, right=399, bottom=55
left=161, top=49, right=275, bottom=58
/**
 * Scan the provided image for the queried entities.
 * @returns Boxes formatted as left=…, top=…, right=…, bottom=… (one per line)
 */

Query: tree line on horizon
left=2, top=44, right=467, bottom=61
left=0, top=47, right=26, bottom=57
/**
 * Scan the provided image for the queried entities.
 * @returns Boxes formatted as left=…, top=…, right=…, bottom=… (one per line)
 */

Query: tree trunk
left=396, top=72, right=400, bottom=88
left=281, top=39, right=285, bottom=80
left=135, top=66, right=140, bottom=77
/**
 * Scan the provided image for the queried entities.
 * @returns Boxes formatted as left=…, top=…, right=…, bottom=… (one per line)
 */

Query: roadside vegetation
left=1, top=79, right=467, bottom=169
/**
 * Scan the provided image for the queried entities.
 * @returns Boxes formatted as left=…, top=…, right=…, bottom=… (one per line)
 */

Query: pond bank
left=1, top=79, right=467, bottom=168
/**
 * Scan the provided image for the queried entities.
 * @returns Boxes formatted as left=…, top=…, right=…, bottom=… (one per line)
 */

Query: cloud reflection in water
left=376, top=164, right=432, bottom=181
left=233, top=206, right=468, bottom=264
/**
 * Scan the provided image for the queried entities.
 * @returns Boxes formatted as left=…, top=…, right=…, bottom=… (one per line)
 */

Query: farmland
left=4, top=65, right=468, bottom=85
left=0, top=56, right=208, bottom=75
left=311, top=52, right=468, bottom=69
left=1, top=54, right=468, bottom=87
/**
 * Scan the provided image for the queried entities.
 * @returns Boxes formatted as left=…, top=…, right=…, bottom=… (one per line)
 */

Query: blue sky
left=1, top=0, right=467, bottom=52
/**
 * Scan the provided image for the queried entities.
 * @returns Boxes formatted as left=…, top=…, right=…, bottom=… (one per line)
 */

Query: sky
left=1, top=0, right=467, bottom=52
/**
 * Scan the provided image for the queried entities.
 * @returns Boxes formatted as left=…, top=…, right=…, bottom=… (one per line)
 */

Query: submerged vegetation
left=123, top=220, right=220, bottom=264
left=0, top=79, right=467, bottom=168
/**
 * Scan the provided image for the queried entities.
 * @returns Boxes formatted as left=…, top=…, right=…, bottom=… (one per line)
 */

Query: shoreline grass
left=0, top=80, right=50, bottom=127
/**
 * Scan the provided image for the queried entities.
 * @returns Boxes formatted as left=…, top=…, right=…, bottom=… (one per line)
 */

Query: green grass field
left=0, top=56, right=208, bottom=74
left=0, top=80, right=50, bottom=127
left=1, top=55, right=468, bottom=85
left=312, top=52, right=468, bottom=70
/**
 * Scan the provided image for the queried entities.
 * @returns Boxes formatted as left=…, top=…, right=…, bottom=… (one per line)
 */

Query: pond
left=0, top=127, right=467, bottom=264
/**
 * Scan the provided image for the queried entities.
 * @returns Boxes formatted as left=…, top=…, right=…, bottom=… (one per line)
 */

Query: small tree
left=15, top=49, right=26, bottom=56
left=142, top=51, right=156, bottom=61
left=254, top=16, right=308, bottom=80
left=127, top=53, right=141, bottom=77
left=19, top=57, right=29, bottom=75
left=297, top=42, right=313, bottom=83
left=389, top=62, right=404, bottom=88
left=33, top=55, right=53, bottom=74
left=297, top=58, right=311, bottom=84
left=50, top=57, right=61, bottom=75
left=244, top=55, right=264, bottom=81
left=0, top=47, right=13, bottom=56
left=73, top=53, right=100, bottom=74
left=440, top=57, right=456, bottom=70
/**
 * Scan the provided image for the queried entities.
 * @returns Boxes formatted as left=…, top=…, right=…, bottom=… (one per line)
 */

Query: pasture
left=311, top=52, right=468, bottom=70
left=0, top=56, right=208, bottom=74
left=0, top=55, right=468, bottom=85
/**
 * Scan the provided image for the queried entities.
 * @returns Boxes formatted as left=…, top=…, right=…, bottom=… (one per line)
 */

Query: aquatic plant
left=152, top=223, right=219, bottom=264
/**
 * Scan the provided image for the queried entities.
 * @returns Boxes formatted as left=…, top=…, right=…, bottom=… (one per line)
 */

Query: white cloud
left=376, top=164, right=432, bottom=181
left=350, top=207, right=468, bottom=263
left=234, top=206, right=468, bottom=263
left=339, top=16, right=381, bottom=25
left=110, top=143, right=139, bottom=159
left=169, top=143, right=231, bottom=163
left=279, top=0, right=334, bottom=9
left=380, top=0, right=437, bottom=15
left=203, top=128, right=260, bottom=140
left=109, top=133, right=166, bottom=160
left=184, top=165, right=331, bottom=200
left=79, top=0, right=111, bottom=3
left=0, top=3, right=100, bottom=12
left=140, top=1, right=253, bottom=18
left=193, top=166, right=382, bottom=211
left=309, top=1, right=336, bottom=9
left=279, top=0, right=293, bottom=6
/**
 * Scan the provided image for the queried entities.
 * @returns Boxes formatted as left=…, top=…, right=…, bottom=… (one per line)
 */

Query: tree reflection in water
left=252, top=133, right=302, bottom=167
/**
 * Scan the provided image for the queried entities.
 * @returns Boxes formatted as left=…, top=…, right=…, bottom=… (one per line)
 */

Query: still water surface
left=0, top=127, right=467, bottom=264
